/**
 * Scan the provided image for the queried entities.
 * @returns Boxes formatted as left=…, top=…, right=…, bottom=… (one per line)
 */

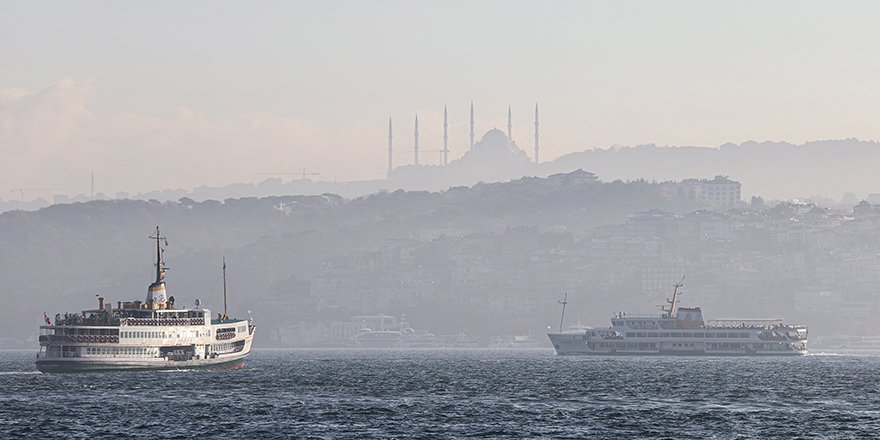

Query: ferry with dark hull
left=36, top=227, right=255, bottom=373
left=548, top=281, right=807, bottom=356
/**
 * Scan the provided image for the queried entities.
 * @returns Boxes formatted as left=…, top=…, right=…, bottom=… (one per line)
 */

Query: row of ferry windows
left=597, top=342, right=760, bottom=349
left=85, top=347, right=158, bottom=357
left=624, top=332, right=750, bottom=338
left=120, top=330, right=210, bottom=339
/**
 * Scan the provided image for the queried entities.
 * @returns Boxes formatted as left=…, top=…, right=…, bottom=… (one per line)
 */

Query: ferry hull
left=35, top=351, right=250, bottom=373
left=548, top=333, right=807, bottom=356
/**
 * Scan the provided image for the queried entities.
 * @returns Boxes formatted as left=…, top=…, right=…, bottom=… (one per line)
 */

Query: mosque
left=386, top=103, right=542, bottom=189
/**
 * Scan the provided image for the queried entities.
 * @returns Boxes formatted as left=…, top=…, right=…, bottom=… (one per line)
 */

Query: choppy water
left=1, top=349, right=879, bottom=439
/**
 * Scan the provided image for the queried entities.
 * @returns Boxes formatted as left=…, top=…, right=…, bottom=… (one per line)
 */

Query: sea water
left=1, top=349, right=878, bottom=439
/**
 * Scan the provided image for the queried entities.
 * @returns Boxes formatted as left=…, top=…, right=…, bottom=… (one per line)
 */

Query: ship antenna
left=222, top=256, right=228, bottom=319
left=558, top=292, right=568, bottom=333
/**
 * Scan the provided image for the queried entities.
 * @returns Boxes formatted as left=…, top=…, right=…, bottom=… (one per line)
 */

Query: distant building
left=680, top=176, right=742, bottom=208
left=545, top=169, right=598, bottom=187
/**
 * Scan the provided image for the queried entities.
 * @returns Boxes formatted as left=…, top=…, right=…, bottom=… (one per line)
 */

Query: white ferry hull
left=35, top=352, right=247, bottom=373
left=36, top=331, right=255, bottom=373
left=548, top=332, right=807, bottom=356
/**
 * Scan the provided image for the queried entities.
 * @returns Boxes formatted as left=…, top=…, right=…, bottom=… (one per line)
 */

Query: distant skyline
left=2, top=1, right=880, bottom=199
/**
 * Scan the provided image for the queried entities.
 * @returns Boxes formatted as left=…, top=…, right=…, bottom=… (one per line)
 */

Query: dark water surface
left=1, top=349, right=878, bottom=439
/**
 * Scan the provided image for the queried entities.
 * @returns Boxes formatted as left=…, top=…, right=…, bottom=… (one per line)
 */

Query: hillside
left=0, top=172, right=700, bottom=347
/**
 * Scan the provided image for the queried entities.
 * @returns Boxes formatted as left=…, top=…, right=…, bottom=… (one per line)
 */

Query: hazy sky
left=2, top=1, right=880, bottom=199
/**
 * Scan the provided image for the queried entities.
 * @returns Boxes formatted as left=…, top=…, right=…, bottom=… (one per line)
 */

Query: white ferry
left=35, top=227, right=256, bottom=373
left=351, top=315, right=441, bottom=348
left=547, top=281, right=807, bottom=356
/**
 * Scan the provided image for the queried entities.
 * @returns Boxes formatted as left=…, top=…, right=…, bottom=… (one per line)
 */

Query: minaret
left=443, top=105, right=449, bottom=166
left=469, top=102, right=475, bottom=149
left=387, top=117, right=393, bottom=177
left=414, top=114, right=420, bottom=166
left=534, top=103, right=540, bottom=164
left=507, top=106, right=513, bottom=142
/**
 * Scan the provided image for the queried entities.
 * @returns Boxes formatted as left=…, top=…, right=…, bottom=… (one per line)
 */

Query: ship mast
left=662, top=276, right=685, bottom=318
left=145, top=227, right=169, bottom=308
left=222, top=256, right=228, bottom=319
left=558, top=292, right=568, bottom=333
left=149, top=226, right=166, bottom=283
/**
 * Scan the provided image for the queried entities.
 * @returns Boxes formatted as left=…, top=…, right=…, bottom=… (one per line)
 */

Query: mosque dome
left=470, top=128, right=519, bottom=155
left=480, top=128, right=508, bottom=144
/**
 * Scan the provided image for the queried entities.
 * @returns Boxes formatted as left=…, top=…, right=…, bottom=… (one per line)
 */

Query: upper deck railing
left=123, top=317, right=206, bottom=326
left=610, top=314, right=667, bottom=319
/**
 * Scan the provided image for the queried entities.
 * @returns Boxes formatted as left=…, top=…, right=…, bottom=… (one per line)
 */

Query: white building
left=681, top=176, right=742, bottom=208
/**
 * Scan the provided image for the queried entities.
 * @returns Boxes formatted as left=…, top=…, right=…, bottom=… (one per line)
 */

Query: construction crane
left=258, top=168, right=319, bottom=181
left=10, top=188, right=63, bottom=202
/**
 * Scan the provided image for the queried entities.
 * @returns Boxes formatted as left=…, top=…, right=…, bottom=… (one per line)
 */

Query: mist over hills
left=132, top=138, right=880, bottom=202
left=542, top=138, right=880, bottom=200
left=3, top=138, right=878, bottom=215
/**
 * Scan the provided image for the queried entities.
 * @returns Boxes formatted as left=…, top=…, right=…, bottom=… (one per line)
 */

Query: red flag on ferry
left=43, top=313, right=51, bottom=325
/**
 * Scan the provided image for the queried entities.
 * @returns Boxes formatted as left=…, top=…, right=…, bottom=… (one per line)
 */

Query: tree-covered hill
left=0, top=172, right=700, bottom=347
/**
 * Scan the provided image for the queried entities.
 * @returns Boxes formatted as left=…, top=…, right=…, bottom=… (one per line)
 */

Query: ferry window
left=694, top=333, right=704, bottom=338
left=626, top=333, right=635, bottom=337
left=717, top=333, right=727, bottom=338
left=739, top=333, right=749, bottom=338
left=682, top=333, right=692, bottom=338
left=705, top=333, right=714, bottom=338
left=671, top=333, right=681, bottom=338
left=660, top=333, right=669, bottom=337
left=636, top=333, right=646, bottom=338
left=647, top=333, right=658, bottom=337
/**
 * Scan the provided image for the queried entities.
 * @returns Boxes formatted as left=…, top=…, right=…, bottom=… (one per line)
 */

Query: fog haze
left=3, top=1, right=880, bottom=197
